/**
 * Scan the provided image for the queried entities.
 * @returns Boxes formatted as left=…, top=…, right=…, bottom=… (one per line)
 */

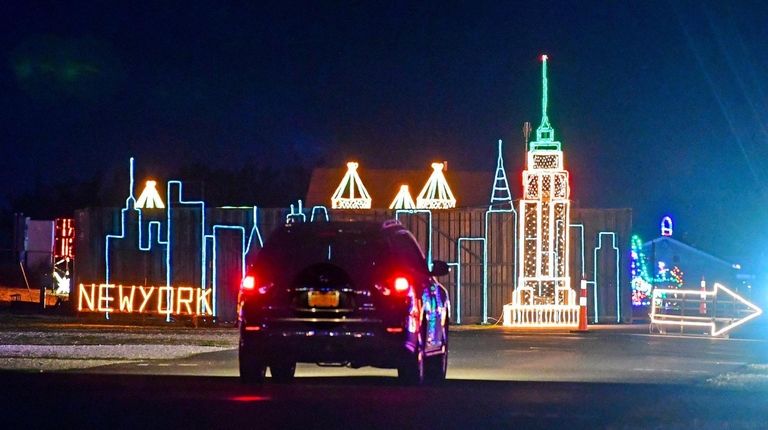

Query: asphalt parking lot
left=2, top=319, right=767, bottom=428
left=75, top=324, right=767, bottom=387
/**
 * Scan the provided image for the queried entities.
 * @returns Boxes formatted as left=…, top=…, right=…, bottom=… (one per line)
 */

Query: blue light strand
left=210, top=225, right=247, bottom=317
left=593, top=232, right=621, bottom=323
left=395, top=209, right=433, bottom=268
left=166, top=180, right=206, bottom=322
left=310, top=206, right=330, bottom=222
left=286, top=200, right=307, bottom=223
left=453, top=238, right=486, bottom=325
left=569, top=223, right=586, bottom=278
left=489, top=139, right=513, bottom=206
left=105, top=158, right=169, bottom=320
left=162, top=189, right=263, bottom=319
left=103, top=159, right=266, bottom=321
left=244, top=206, right=264, bottom=251
left=483, top=206, right=517, bottom=324
left=104, top=158, right=622, bottom=325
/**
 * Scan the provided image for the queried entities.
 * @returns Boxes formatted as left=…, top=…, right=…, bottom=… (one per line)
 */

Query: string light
left=286, top=200, right=307, bottom=223
left=53, top=218, right=74, bottom=295
left=453, top=237, right=486, bottom=324
left=651, top=281, right=762, bottom=336
left=570, top=223, right=586, bottom=278
left=97, top=116, right=630, bottom=327
left=395, top=209, right=434, bottom=266
left=78, top=284, right=213, bottom=315
left=630, top=234, right=652, bottom=306
left=670, top=266, right=684, bottom=288
left=506, top=54, right=574, bottom=327
left=101, top=158, right=264, bottom=320
left=135, top=180, right=165, bottom=209
left=310, top=206, right=330, bottom=222
left=592, top=232, right=621, bottom=323
left=489, top=139, right=512, bottom=206
left=416, top=163, right=457, bottom=209
left=389, top=185, right=416, bottom=210
left=660, top=216, right=673, bottom=237
left=331, top=162, right=372, bottom=209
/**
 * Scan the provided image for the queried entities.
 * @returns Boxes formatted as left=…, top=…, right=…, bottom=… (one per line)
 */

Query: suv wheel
left=424, top=346, right=447, bottom=383
left=424, top=320, right=448, bottom=383
left=239, top=347, right=267, bottom=384
left=270, top=361, right=296, bottom=383
left=397, top=332, right=425, bottom=385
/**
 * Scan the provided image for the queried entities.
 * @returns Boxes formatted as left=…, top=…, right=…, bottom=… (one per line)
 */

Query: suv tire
left=270, top=361, right=297, bottom=383
left=397, top=328, right=425, bottom=385
left=239, top=347, right=267, bottom=384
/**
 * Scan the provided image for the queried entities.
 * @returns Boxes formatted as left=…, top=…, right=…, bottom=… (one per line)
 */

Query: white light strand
left=650, top=282, right=762, bottom=336
left=416, top=162, right=457, bottom=209
left=505, top=54, right=574, bottom=327
left=331, top=162, right=372, bottom=209
left=389, top=184, right=416, bottom=210
left=135, top=180, right=165, bottom=209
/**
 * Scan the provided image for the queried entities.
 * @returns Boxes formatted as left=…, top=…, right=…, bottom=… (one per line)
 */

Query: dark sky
left=2, top=1, right=768, bottom=267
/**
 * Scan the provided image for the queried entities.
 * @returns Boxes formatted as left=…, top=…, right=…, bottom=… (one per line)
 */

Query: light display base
left=502, top=304, right=580, bottom=327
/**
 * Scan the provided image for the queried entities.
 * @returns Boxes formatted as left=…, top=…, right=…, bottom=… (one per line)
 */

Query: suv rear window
left=253, top=226, right=387, bottom=283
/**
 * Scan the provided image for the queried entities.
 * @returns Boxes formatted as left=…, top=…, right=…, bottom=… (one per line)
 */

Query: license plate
left=308, top=291, right=340, bottom=308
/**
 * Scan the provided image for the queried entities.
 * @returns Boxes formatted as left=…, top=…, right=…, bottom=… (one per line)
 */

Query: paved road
left=2, top=327, right=767, bottom=428
left=85, top=327, right=768, bottom=385
left=2, top=371, right=766, bottom=428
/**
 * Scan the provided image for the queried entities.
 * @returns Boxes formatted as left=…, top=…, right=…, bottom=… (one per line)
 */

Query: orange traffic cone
left=573, top=278, right=589, bottom=332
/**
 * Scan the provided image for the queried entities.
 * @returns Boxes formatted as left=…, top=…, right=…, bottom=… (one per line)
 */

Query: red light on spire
left=541, top=54, right=548, bottom=62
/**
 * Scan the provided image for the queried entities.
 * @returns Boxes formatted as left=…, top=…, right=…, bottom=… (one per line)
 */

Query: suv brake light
left=241, top=275, right=256, bottom=290
left=394, top=276, right=410, bottom=293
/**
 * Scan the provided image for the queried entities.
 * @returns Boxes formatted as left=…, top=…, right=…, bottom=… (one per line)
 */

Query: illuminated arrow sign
left=651, top=281, right=762, bottom=337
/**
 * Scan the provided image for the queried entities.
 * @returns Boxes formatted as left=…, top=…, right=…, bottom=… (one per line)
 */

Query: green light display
left=630, top=234, right=652, bottom=306
left=531, top=54, right=561, bottom=151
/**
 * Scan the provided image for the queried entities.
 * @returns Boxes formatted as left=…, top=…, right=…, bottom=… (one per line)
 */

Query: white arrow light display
left=650, top=281, right=762, bottom=337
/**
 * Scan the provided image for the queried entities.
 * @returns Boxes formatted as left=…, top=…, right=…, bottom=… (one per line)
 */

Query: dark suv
left=238, top=220, right=450, bottom=384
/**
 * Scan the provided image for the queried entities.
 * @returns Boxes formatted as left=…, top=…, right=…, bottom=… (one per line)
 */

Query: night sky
left=2, top=1, right=767, bottom=270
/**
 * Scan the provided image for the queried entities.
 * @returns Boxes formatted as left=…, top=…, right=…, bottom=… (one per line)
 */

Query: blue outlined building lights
left=489, top=139, right=512, bottom=207
left=81, top=158, right=264, bottom=321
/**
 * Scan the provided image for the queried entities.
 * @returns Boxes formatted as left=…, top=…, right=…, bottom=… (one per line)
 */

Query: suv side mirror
left=430, top=260, right=450, bottom=277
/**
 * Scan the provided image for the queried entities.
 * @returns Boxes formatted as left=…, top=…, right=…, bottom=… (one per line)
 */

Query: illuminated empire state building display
left=504, top=55, right=579, bottom=327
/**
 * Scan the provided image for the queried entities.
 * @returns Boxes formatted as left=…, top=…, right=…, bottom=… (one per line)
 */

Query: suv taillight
left=394, top=276, right=410, bottom=293
left=241, top=275, right=256, bottom=290
left=378, top=275, right=412, bottom=296
left=241, top=275, right=271, bottom=295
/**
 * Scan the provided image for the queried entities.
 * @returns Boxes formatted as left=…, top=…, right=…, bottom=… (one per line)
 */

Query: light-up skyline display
left=505, top=55, right=578, bottom=327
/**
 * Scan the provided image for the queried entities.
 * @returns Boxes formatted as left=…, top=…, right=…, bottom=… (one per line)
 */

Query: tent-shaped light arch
left=331, top=162, right=372, bottom=209
left=416, top=163, right=456, bottom=209
left=389, top=184, right=416, bottom=210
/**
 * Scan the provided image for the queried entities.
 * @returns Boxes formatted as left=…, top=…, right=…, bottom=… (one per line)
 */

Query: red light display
left=55, top=218, right=75, bottom=259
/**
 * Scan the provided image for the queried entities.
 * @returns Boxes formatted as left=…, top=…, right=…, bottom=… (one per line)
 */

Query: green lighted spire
left=531, top=54, right=561, bottom=151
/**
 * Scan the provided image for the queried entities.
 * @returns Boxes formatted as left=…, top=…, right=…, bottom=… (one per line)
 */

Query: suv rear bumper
left=240, top=318, right=411, bottom=368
